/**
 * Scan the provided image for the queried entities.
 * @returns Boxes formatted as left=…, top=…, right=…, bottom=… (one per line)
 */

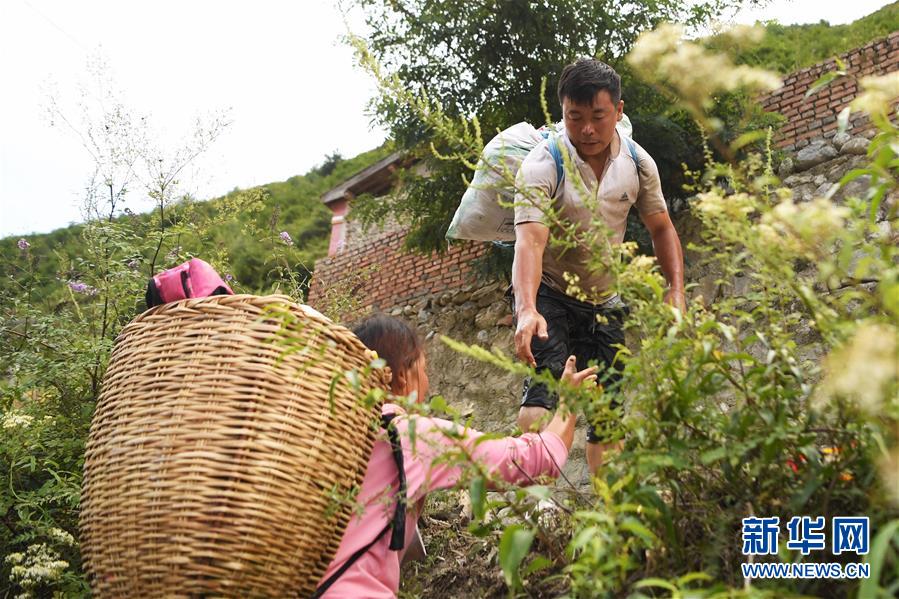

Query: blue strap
left=538, top=129, right=565, bottom=197
left=623, top=136, right=641, bottom=177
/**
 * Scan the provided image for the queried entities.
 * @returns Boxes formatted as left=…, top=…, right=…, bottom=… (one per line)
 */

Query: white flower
left=851, top=72, right=899, bottom=117
left=758, top=197, right=850, bottom=257
left=2, top=411, right=34, bottom=430
left=628, top=24, right=780, bottom=120
left=818, top=322, right=898, bottom=413
left=47, top=528, right=75, bottom=547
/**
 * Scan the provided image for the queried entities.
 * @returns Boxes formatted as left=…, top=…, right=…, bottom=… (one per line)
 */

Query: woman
left=316, top=314, right=595, bottom=598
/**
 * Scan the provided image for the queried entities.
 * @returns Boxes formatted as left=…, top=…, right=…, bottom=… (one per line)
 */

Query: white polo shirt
left=514, top=129, right=667, bottom=302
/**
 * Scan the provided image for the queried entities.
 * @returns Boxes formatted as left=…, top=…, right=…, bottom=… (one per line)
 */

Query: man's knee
left=518, top=405, right=551, bottom=433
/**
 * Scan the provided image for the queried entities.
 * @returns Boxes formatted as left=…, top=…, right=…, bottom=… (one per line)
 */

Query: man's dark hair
left=557, top=58, right=621, bottom=106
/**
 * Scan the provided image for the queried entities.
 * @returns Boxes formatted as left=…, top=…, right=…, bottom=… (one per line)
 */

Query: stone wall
left=758, top=31, right=899, bottom=151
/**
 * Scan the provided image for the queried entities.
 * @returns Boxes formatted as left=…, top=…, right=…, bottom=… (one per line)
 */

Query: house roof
left=320, top=151, right=405, bottom=205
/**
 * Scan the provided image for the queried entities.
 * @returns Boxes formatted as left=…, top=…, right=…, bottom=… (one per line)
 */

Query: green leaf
left=522, top=555, right=552, bottom=577
left=469, top=476, right=486, bottom=521
left=524, top=485, right=551, bottom=502
left=498, top=524, right=535, bottom=589
left=860, top=518, right=899, bottom=598
left=621, top=517, right=658, bottom=544
left=804, top=70, right=844, bottom=99
left=634, top=577, right=678, bottom=592
left=700, top=447, right=727, bottom=464
left=731, top=130, right=768, bottom=151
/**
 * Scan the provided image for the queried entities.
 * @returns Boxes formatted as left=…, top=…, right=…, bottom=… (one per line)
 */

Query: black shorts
left=512, top=283, right=627, bottom=444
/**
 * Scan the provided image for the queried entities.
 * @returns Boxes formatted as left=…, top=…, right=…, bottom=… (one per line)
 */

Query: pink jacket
left=317, top=404, right=569, bottom=598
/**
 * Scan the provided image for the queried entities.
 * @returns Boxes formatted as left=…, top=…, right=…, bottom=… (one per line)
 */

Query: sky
left=0, top=0, right=893, bottom=238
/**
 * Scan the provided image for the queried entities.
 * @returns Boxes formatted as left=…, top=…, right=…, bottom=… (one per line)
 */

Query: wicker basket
left=80, top=294, right=388, bottom=597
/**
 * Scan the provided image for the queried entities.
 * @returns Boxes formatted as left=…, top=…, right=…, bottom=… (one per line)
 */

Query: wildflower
left=127, top=259, right=140, bottom=270
left=225, top=273, right=234, bottom=282
left=68, top=281, right=97, bottom=295
left=6, top=543, right=69, bottom=591
left=695, top=191, right=756, bottom=219
left=851, top=72, right=899, bottom=117
left=2, top=412, right=35, bottom=429
left=17, top=238, right=30, bottom=251
left=759, top=197, right=850, bottom=258
left=628, top=24, right=780, bottom=125
left=46, top=528, right=75, bottom=547
left=279, top=231, right=294, bottom=246
left=817, top=322, right=898, bottom=413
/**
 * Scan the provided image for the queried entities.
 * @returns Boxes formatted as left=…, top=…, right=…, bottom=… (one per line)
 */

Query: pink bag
left=145, top=258, right=233, bottom=308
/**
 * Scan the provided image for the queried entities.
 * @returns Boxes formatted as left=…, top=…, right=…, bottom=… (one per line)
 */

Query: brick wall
left=307, top=225, right=489, bottom=313
left=759, top=31, right=899, bottom=150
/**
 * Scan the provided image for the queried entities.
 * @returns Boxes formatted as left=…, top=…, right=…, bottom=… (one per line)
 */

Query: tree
left=349, top=0, right=761, bottom=253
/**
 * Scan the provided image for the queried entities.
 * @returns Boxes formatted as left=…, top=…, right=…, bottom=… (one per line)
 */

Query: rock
left=452, top=290, right=472, bottom=305
left=474, top=309, right=496, bottom=330
left=458, top=301, right=478, bottom=325
left=832, top=131, right=851, bottom=150
left=794, top=140, right=838, bottom=171
left=827, top=161, right=850, bottom=183
left=732, top=276, right=751, bottom=298
left=425, top=330, right=436, bottom=341
left=815, top=182, right=835, bottom=197
left=471, top=282, right=501, bottom=308
left=832, top=174, right=871, bottom=203
left=813, top=174, right=827, bottom=187
left=476, top=330, right=490, bottom=344
left=437, top=292, right=453, bottom=307
left=402, top=304, right=414, bottom=316
left=692, top=274, right=720, bottom=307
left=390, top=306, right=403, bottom=317
left=496, top=314, right=514, bottom=327
left=777, top=157, right=794, bottom=178
left=841, top=137, right=869, bottom=155
left=792, top=184, right=816, bottom=203
left=413, top=298, right=430, bottom=313
left=417, top=309, right=431, bottom=322
left=783, top=173, right=813, bottom=187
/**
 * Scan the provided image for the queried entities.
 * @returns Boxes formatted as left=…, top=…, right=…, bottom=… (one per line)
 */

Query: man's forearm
left=512, top=238, right=544, bottom=313
left=651, top=227, right=684, bottom=292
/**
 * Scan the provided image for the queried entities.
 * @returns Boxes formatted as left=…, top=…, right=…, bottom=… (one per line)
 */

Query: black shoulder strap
left=381, top=413, right=407, bottom=550
left=312, top=413, right=407, bottom=597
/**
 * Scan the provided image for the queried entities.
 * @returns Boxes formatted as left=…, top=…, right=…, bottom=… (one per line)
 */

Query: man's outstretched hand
left=514, top=307, right=548, bottom=367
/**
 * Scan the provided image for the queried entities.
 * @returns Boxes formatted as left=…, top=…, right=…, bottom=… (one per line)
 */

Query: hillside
left=0, top=145, right=393, bottom=305
left=712, top=1, right=899, bottom=73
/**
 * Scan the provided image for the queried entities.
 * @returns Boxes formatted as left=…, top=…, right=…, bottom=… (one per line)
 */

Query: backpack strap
left=623, top=136, right=642, bottom=178
left=312, top=412, right=407, bottom=598
left=546, top=134, right=565, bottom=198
left=381, top=413, right=407, bottom=550
left=537, top=129, right=565, bottom=198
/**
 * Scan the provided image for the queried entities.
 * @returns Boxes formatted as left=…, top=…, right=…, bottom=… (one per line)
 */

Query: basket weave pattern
left=80, top=294, right=388, bottom=597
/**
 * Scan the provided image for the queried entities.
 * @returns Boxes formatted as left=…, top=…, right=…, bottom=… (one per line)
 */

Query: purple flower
left=279, top=231, right=293, bottom=246
left=127, top=259, right=140, bottom=270
left=225, top=273, right=233, bottom=282
left=17, top=239, right=29, bottom=251
left=68, top=281, right=97, bottom=295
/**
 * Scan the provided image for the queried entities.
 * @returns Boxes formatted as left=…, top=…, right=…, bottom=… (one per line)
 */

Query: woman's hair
left=352, top=314, right=423, bottom=393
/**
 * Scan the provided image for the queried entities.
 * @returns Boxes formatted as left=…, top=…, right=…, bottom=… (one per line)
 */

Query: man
left=512, top=58, right=685, bottom=474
